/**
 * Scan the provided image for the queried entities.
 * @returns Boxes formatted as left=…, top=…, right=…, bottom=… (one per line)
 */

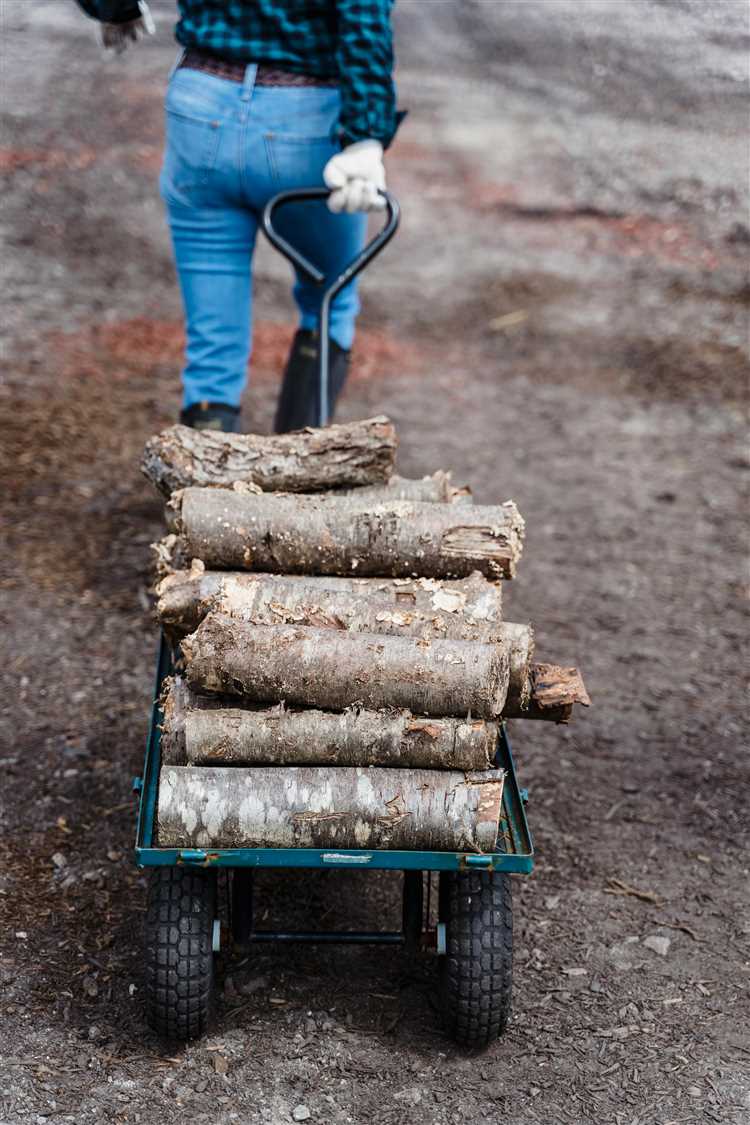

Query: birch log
left=142, top=416, right=397, bottom=497
left=160, top=670, right=494, bottom=769
left=183, top=613, right=509, bottom=718
left=156, top=568, right=503, bottom=637
left=169, top=490, right=524, bottom=579
left=156, top=765, right=504, bottom=852
left=157, top=570, right=532, bottom=711
left=160, top=677, right=498, bottom=770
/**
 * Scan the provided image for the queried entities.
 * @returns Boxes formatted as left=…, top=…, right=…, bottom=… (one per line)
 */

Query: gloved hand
left=101, top=0, right=155, bottom=55
left=323, top=140, right=386, bottom=214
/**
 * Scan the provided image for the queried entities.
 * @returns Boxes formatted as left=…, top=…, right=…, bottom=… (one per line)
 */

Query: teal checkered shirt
left=76, top=0, right=403, bottom=149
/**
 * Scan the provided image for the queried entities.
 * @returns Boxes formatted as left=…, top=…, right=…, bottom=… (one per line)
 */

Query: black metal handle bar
left=261, top=188, right=400, bottom=426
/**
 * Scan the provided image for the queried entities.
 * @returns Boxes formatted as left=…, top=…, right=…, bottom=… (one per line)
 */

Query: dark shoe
left=274, top=328, right=350, bottom=433
left=180, top=401, right=241, bottom=433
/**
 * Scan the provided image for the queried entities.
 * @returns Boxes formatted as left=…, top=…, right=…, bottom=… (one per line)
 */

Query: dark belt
left=179, top=48, right=337, bottom=88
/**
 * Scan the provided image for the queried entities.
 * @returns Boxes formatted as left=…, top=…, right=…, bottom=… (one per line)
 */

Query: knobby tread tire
left=144, top=866, right=216, bottom=1040
left=439, top=870, right=513, bottom=1049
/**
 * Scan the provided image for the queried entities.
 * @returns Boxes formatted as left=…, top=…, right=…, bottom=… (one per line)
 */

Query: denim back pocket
left=160, top=72, right=224, bottom=203
left=261, top=88, right=340, bottom=186
left=264, top=133, right=338, bottom=187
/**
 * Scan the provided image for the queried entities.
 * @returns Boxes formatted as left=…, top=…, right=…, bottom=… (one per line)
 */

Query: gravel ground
left=0, top=2, right=748, bottom=1123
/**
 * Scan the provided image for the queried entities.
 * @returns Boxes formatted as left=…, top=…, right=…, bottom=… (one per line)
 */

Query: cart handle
left=261, top=188, right=400, bottom=426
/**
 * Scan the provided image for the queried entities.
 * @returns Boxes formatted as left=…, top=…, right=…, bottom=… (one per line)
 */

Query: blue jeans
left=160, top=63, right=366, bottom=409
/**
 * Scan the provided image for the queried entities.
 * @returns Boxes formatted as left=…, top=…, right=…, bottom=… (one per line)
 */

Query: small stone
left=687, top=1086, right=702, bottom=1098
left=88, top=1025, right=101, bottom=1040
left=51, top=852, right=67, bottom=869
left=292, top=1106, right=311, bottom=1121
left=82, top=975, right=99, bottom=998
left=15, top=931, right=28, bottom=939
left=643, top=934, right=671, bottom=957
left=213, top=1055, right=229, bottom=1075
left=544, top=895, right=560, bottom=910
left=107, top=850, right=122, bottom=862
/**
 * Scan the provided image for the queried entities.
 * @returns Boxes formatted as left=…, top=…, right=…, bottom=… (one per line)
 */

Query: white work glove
left=323, top=140, right=386, bottom=214
left=101, top=0, right=155, bottom=55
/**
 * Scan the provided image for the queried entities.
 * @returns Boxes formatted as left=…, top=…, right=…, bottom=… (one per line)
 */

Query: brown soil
left=0, top=4, right=748, bottom=1125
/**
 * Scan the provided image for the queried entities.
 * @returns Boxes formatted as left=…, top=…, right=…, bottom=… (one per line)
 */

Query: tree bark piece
left=142, top=416, right=397, bottom=497
left=156, top=765, right=504, bottom=852
left=504, top=663, right=591, bottom=722
left=156, top=568, right=503, bottom=637
left=337, top=472, right=472, bottom=505
left=182, top=613, right=510, bottom=718
left=160, top=677, right=498, bottom=770
left=170, top=490, right=524, bottom=579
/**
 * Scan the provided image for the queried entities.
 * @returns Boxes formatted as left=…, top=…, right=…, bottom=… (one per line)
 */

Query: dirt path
left=0, top=2, right=748, bottom=1123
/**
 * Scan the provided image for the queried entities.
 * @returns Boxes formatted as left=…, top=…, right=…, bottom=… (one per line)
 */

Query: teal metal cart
left=133, top=192, right=534, bottom=1049
left=134, top=636, right=533, bottom=1048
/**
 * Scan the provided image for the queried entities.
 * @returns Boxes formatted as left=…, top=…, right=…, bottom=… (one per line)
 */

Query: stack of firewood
left=142, top=417, right=589, bottom=854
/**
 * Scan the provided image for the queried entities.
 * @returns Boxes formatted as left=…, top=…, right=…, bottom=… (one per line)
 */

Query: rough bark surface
left=171, top=490, right=524, bottom=579
left=183, top=614, right=510, bottom=718
left=156, top=765, right=505, bottom=852
left=504, top=662, right=591, bottom=721
left=142, top=416, right=397, bottom=497
left=156, top=568, right=503, bottom=637
left=157, top=571, right=532, bottom=710
left=160, top=677, right=497, bottom=770
left=336, top=472, right=472, bottom=505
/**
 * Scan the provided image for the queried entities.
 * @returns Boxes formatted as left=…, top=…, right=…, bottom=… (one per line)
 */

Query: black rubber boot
left=274, top=328, right=351, bottom=434
left=180, top=401, right=241, bottom=433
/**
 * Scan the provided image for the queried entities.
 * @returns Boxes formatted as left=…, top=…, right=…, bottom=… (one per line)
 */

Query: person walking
left=76, top=1, right=403, bottom=432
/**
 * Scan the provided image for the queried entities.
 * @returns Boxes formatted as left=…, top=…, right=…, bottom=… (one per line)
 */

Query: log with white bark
left=336, top=472, right=472, bottom=505
left=156, top=570, right=531, bottom=711
left=168, top=490, right=524, bottom=579
left=160, top=677, right=498, bottom=770
left=182, top=613, right=510, bottom=718
left=156, top=765, right=504, bottom=852
left=142, top=416, right=397, bottom=497
left=156, top=568, right=502, bottom=636
left=504, top=662, right=591, bottom=722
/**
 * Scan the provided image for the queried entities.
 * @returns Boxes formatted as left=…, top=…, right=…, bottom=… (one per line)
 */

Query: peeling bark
left=170, top=490, right=524, bottom=579
left=142, top=416, right=397, bottom=497
left=160, top=676, right=497, bottom=770
left=182, top=613, right=510, bottom=719
left=156, top=568, right=503, bottom=637
left=504, top=662, right=591, bottom=722
left=156, top=764, right=504, bottom=852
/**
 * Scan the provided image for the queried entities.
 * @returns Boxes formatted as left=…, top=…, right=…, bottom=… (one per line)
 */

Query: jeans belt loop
left=241, top=62, right=259, bottom=102
left=167, top=47, right=186, bottom=82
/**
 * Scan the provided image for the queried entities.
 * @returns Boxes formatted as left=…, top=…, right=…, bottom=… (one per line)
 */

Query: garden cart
left=133, top=190, right=535, bottom=1050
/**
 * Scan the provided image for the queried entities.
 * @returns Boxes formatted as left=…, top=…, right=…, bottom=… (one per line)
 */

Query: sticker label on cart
left=321, top=853, right=373, bottom=864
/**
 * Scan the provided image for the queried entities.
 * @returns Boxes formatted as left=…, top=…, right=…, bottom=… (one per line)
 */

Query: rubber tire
left=439, top=870, right=513, bottom=1049
left=144, top=866, right=216, bottom=1040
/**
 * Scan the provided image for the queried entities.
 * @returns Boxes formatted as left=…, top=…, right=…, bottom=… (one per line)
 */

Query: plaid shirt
left=76, top=0, right=403, bottom=149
